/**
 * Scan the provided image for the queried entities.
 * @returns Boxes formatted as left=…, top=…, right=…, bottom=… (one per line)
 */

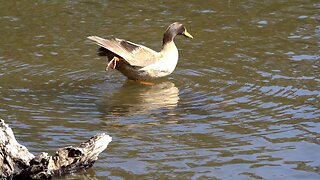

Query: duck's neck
left=159, top=40, right=179, bottom=74
left=161, top=30, right=178, bottom=58
left=161, top=40, right=178, bottom=55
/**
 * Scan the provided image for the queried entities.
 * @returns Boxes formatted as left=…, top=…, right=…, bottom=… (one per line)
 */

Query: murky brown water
left=1, top=1, right=319, bottom=179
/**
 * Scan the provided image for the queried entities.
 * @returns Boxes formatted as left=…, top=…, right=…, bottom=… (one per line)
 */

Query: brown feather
left=87, top=36, right=159, bottom=67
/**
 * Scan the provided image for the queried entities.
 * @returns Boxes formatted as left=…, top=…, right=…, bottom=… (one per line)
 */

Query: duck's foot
left=135, top=80, right=155, bottom=86
left=106, top=57, right=120, bottom=71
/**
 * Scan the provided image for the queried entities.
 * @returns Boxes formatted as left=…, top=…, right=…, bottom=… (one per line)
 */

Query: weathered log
left=0, top=119, right=112, bottom=179
left=0, top=119, right=35, bottom=178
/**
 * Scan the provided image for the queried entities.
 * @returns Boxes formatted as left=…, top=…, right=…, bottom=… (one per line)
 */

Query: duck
left=87, top=22, right=193, bottom=81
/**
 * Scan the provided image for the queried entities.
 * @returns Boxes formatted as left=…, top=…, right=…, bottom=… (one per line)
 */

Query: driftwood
left=0, top=119, right=112, bottom=179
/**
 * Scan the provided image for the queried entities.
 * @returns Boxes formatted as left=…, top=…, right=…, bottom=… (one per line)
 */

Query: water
left=1, top=1, right=319, bottom=179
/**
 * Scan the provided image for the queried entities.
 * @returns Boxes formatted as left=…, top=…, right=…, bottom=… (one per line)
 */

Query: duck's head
left=163, top=22, right=193, bottom=44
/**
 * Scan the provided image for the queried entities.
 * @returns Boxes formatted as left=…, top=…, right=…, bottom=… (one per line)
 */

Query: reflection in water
left=96, top=81, right=179, bottom=116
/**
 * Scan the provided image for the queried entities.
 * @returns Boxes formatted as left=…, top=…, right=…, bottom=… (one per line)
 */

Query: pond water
left=0, top=1, right=319, bottom=179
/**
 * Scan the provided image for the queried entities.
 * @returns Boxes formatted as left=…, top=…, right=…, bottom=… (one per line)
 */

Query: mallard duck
left=87, top=22, right=193, bottom=81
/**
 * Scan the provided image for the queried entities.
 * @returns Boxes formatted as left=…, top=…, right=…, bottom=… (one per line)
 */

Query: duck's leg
left=106, top=57, right=121, bottom=70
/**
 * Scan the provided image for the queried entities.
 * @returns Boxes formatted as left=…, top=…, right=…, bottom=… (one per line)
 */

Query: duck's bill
left=183, top=30, right=193, bottom=39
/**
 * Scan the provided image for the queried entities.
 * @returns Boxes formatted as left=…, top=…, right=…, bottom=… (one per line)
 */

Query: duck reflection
left=96, top=81, right=179, bottom=116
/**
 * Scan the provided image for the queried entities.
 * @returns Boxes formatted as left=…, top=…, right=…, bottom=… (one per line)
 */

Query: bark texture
left=0, top=119, right=112, bottom=179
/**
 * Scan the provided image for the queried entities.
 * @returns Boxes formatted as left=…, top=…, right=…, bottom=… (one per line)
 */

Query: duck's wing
left=87, top=36, right=160, bottom=67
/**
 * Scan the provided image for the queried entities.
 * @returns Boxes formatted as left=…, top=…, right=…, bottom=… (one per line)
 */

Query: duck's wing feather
left=87, top=36, right=160, bottom=67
